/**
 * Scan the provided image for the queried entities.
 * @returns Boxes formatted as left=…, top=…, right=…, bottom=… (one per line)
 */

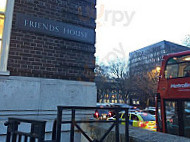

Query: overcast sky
left=95, top=0, right=190, bottom=64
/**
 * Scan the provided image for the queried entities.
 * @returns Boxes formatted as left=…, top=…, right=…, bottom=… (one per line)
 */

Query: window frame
left=0, top=0, right=15, bottom=75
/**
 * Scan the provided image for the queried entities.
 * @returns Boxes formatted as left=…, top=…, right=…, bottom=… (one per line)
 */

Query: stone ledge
left=81, top=123, right=190, bottom=142
left=0, top=76, right=96, bottom=86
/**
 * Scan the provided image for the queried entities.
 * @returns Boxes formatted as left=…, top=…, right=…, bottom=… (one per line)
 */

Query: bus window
left=165, top=101, right=179, bottom=135
left=183, top=101, right=190, bottom=138
left=165, top=64, right=178, bottom=79
left=165, top=55, right=190, bottom=79
left=184, top=65, right=190, bottom=77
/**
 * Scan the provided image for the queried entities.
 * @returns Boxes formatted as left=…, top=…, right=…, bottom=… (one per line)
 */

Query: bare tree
left=106, top=59, right=131, bottom=103
left=95, top=59, right=131, bottom=103
left=130, top=67, right=160, bottom=107
left=108, top=59, right=128, bottom=79
left=95, top=64, right=109, bottom=102
left=182, top=35, right=190, bottom=47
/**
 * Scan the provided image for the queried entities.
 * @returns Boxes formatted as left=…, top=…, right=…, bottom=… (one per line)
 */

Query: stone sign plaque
left=15, top=13, right=95, bottom=44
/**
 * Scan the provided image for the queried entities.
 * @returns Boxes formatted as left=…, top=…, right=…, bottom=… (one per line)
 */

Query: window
left=0, top=0, right=15, bottom=74
left=139, top=113, right=155, bottom=121
left=121, top=113, right=129, bottom=119
left=165, top=55, right=190, bottom=79
left=0, top=0, right=6, bottom=55
left=165, top=64, right=178, bottom=78
left=184, top=65, right=190, bottom=77
left=131, top=114, right=139, bottom=121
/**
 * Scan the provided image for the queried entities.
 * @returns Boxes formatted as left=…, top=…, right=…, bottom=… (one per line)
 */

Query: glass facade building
left=129, top=40, right=190, bottom=75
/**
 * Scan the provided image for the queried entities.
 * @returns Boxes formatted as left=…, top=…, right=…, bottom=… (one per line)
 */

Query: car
left=93, top=109, right=111, bottom=120
left=142, top=109, right=155, bottom=117
left=142, top=107, right=156, bottom=117
left=110, top=103, right=140, bottom=113
left=129, top=106, right=140, bottom=112
left=145, top=107, right=156, bottom=110
left=108, top=111, right=156, bottom=131
left=109, top=103, right=132, bottom=116
left=93, top=103, right=112, bottom=120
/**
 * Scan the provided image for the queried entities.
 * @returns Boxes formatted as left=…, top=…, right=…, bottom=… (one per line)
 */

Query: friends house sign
left=16, top=13, right=95, bottom=44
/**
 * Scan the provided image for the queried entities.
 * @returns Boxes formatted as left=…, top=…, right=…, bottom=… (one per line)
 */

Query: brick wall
left=8, top=0, right=96, bottom=82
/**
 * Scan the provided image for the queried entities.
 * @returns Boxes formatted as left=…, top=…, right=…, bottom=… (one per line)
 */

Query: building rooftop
left=129, top=40, right=190, bottom=55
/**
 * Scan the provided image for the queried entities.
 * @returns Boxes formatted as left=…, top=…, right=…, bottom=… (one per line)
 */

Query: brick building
left=0, top=0, right=96, bottom=139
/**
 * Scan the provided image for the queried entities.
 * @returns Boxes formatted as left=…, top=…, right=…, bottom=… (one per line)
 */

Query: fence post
left=30, top=122, right=46, bottom=142
left=10, top=119, right=19, bottom=142
left=115, top=108, right=120, bottom=142
left=70, top=109, right=75, bottom=142
left=125, top=109, right=129, bottom=142
left=56, top=107, right=63, bottom=142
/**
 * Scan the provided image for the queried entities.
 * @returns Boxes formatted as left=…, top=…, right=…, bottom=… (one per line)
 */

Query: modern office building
left=0, top=0, right=96, bottom=140
left=129, top=40, right=190, bottom=75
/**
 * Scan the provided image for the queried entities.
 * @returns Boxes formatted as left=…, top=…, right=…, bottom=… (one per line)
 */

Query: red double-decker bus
left=156, top=50, right=190, bottom=138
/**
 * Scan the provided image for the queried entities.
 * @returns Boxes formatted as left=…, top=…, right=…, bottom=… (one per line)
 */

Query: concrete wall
left=0, top=76, right=97, bottom=141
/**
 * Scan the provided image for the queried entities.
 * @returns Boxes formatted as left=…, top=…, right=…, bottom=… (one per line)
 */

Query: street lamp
left=156, top=66, right=161, bottom=73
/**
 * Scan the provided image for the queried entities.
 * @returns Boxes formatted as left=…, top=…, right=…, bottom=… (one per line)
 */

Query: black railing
left=56, top=106, right=129, bottom=142
left=4, top=118, right=46, bottom=142
left=4, top=106, right=129, bottom=142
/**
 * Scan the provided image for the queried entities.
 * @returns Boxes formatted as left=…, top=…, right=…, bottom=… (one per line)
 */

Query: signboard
left=15, top=13, right=95, bottom=44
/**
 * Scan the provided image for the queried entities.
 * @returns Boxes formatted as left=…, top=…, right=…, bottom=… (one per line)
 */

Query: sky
left=95, top=0, right=190, bottom=64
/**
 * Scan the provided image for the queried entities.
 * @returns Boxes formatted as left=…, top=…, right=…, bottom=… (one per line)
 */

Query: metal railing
left=4, top=106, right=129, bottom=142
left=4, top=118, right=46, bottom=142
left=56, top=106, right=129, bottom=142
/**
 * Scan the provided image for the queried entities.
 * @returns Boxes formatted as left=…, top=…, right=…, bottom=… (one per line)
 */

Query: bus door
left=183, top=101, right=190, bottom=138
left=164, top=100, right=190, bottom=138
